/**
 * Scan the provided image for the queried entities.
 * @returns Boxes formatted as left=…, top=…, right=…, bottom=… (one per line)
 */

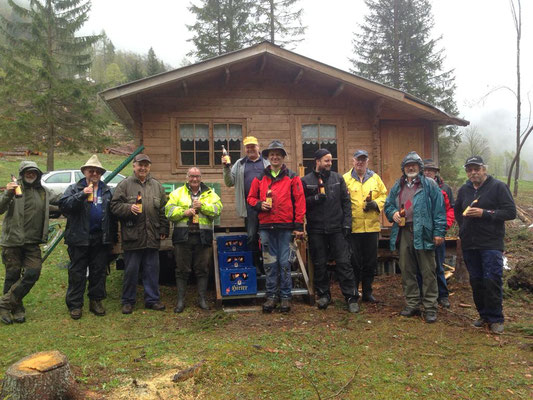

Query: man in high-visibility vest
left=165, top=167, right=222, bottom=313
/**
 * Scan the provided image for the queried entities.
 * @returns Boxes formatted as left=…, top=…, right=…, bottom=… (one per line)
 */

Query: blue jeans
left=417, top=242, right=449, bottom=299
left=122, top=249, right=161, bottom=306
left=463, top=249, right=504, bottom=323
left=259, top=229, right=292, bottom=299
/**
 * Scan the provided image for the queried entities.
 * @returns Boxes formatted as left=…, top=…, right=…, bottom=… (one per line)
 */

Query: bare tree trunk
left=270, top=0, right=275, bottom=43
left=46, top=121, right=54, bottom=172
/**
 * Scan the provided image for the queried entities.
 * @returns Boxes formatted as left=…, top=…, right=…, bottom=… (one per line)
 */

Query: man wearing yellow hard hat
left=222, top=136, right=269, bottom=270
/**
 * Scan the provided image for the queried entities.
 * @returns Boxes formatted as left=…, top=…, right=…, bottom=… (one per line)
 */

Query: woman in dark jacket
left=59, top=155, right=116, bottom=320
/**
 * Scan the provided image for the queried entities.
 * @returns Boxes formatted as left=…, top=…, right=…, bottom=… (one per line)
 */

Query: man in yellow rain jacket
left=165, top=167, right=222, bottom=313
left=344, top=150, right=387, bottom=303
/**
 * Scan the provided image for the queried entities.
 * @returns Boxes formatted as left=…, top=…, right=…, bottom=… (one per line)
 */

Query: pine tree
left=252, top=0, right=306, bottom=47
left=187, top=0, right=255, bottom=61
left=351, top=0, right=460, bottom=183
left=146, top=47, right=165, bottom=76
left=126, top=59, right=144, bottom=82
left=0, top=0, right=108, bottom=170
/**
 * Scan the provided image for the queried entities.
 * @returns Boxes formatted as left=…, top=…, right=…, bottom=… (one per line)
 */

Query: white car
left=41, top=169, right=126, bottom=197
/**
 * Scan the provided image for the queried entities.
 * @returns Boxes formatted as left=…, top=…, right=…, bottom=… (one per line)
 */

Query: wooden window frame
left=171, top=118, right=246, bottom=174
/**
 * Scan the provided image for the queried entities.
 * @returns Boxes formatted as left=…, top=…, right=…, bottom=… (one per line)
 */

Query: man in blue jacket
left=60, top=155, right=116, bottom=320
left=385, top=151, right=446, bottom=323
left=454, top=156, right=516, bottom=334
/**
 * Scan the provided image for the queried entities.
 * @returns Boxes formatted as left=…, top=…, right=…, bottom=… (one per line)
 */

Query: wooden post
left=453, top=238, right=469, bottom=283
left=1, top=351, right=77, bottom=400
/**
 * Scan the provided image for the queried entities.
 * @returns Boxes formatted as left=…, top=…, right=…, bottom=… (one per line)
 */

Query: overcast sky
left=82, top=0, right=533, bottom=157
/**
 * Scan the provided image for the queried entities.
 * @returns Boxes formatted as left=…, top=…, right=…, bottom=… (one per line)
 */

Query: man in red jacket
left=247, top=141, right=305, bottom=313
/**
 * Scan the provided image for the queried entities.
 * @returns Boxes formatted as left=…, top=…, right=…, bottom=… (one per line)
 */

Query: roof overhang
left=100, top=41, right=469, bottom=128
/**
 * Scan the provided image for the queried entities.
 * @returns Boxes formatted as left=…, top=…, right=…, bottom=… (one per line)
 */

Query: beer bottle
left=463, top=198, right=479, bottom=216
left=398, top=204, right=406, bottom=227
left=364, top=190, right=372, bottom=210
left=222, top=145, right=231, bottom=165
left=318, top=177, right=326, bottom=194
left=87, top=183, right=94, bottom=202
left=191, top=194, right=200, bottom=223
left=265, top=188, right=273, bottom=208
left=136, top=191, right=143, bottom=213
left=11, top=175, right=22, bottom=198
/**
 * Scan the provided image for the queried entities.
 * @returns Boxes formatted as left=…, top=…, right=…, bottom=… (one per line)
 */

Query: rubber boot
left=174, top=278, right=187, bottom=313
left=197, top=276, right=210, bottom=310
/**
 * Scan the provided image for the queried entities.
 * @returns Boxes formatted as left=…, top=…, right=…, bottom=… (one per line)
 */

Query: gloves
left=343, top=228, right=351, bottom=239
left=364, top=200, right=379, bottom=212
left=314, top=193, right=327, bottom=202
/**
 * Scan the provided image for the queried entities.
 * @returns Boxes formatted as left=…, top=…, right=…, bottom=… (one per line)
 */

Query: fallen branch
left=172, top=360, right=205, bottom=383
left=323, top=365, right=360, bottom=400
left=300, top=368, right=322, bottom=400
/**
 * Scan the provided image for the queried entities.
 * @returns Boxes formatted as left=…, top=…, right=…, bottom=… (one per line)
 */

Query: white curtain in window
left=302, top=124, right=336, bottom=144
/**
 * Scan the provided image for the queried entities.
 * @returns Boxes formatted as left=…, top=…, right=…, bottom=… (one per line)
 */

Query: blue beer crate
left=218, top=251, right=252, bottom=269
left=216, top=235, right=249, bottom=252
left=220, top=266, right=257, bottom=296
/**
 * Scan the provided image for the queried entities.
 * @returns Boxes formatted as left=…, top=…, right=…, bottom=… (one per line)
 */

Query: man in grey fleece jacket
left=222, top=136, right=269, bottom=269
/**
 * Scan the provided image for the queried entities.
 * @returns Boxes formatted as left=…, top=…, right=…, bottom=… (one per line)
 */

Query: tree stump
left=1, top=350, right=77, bottom=400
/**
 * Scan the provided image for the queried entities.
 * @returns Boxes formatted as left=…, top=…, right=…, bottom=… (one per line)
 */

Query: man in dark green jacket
left=110, top=154, right=169, bottom=314
left=0, top=161, right=56, bottom=324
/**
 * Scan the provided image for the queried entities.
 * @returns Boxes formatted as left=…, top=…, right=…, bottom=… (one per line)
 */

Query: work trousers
left=174, top=233, right=211, bottom=281
left=122, top=248, right=160, bottom=306
left=350, top=232, right=379, bottom=298
left=416, top=242, right=449, bottom=300
left=66, top=234, right=109, bottom=310
left=259, top=229, right=292, bottom=299
left=0, top=244, right=42, bottom=312
left=463, top=249, right=504, bottom=323
left=309, top=232, right=356, bottom=301
left=398, top=228, right=438, bottom=312
left=244, top=204, right=262, bottom=270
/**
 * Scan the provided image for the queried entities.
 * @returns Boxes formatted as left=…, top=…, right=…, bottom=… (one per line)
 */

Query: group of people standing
left=0, top=137, right=516, bottom=334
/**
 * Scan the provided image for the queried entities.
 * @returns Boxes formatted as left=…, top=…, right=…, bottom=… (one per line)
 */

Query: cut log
left=1, top=350, right=77, bottom=400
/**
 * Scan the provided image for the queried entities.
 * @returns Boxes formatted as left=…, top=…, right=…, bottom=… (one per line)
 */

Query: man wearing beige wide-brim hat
left=59, top=154, right=116, bottom=320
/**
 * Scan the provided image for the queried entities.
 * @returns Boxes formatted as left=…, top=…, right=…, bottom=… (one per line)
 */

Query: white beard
left=406, top=172, right=418, bottom=179
left=24, top=177, right=36, bottom=184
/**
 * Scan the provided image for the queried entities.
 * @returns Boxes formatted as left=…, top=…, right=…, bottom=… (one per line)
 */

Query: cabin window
left=302, top=124, right=338, bottom=174
left=178, top=121, right=243, bottom=167
left=213, top=123, right=242, bottom=165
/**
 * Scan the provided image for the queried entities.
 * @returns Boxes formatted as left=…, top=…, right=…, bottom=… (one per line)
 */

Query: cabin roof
left=100, top=41, right=469, bottom=128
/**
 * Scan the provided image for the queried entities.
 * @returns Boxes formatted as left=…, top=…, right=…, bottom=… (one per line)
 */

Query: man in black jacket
left=302, top=149, right=358, bottom=313
left=454, top=156, right=516, bottom=334
left=60, top=155, right=116, bottom=320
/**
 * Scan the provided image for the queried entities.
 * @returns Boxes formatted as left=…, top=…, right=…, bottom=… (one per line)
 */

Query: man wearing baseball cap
left=344, top=150, right=388, bottom=305
left=302, top=149, right=358, bottom=312
left=222, top=136, right=269, bottom=271
left=455, top=156, right=516, bottom=334
left=111, top=153, right=169, bottom=314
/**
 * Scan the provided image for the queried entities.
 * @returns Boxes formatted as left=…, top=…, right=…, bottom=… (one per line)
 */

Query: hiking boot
left=400, top=307, right=421, bottom=317
left=145, top=302, right=166, bottom=311
left=424, top=310, right=437, bottom=323
left=347, top=301, right=360, bottom=314
left=70, top=309, right=82, bottom=320
left=438, top=297, right=451, bottom=308
left=122, top=303, right=133, bottom=314
left=89, top=300, right=106, bottom=316
left=490, top=322, right=504, bottom=335
left=197, top=276, right=210, bottom=310
left=12, top=306, right=25, bottom=323
left=362, top=294, right=379, bottom=303
left=262, top=297, right=277, bottom=313
left=0, top=308, right=13, bottom=325
left=316, top=296, right=330, bottom=310
left=472, top=318, right=486, bottom=328
left=280, top=298, right=291, bottom=313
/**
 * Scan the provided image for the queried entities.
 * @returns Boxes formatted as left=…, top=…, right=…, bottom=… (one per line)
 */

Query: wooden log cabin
left=100, top=41, right=468, bottom=231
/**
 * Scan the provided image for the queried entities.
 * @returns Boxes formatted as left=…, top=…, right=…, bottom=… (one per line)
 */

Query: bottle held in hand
left=265, top=188, right=273, bottom=209
left=318, top=177, right=325, bottom=194
left=87, top=183, right=94, bottom=202
left=222, top=145, right=231, bottom=165
left=399, top=204, right=406, bottom=227
left=364, top=190, right=372, bottom=210
left=11, top=175, right=22, bottom=198
left=136, top=191, right=143, bottom=213
left=463, top=198, right=479, bottom=216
